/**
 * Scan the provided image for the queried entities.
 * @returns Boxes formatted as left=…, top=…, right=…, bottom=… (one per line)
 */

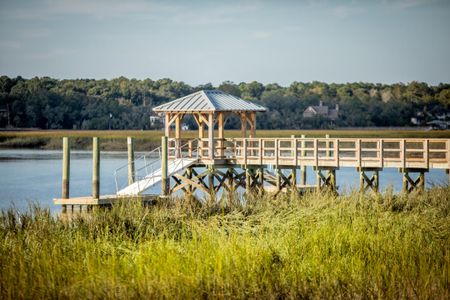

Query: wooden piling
left=62, top=137, right=70, bottom=212
left=92, top=137, right=100, bottom=199
left=127, top=137, right=135, bottom=185
left=161, top=136, right=169, bottom=196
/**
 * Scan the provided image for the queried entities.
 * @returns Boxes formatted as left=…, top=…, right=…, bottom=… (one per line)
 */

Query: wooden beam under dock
left=54, top=194, right=159, bottom=206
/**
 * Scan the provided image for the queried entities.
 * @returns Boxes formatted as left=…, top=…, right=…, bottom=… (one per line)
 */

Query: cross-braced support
left=315, top=167, right=337, bottom=192
left=358, top=167, right=380, bottom=193
left=170, top=165, right=248, bottom=197
left=263, top=167, right=297, bottom=196
left=171, top=167, right=210, bottom=195
left=245, top=167, right=264, bottom=194
left=401, top=168, right=427, bottom=193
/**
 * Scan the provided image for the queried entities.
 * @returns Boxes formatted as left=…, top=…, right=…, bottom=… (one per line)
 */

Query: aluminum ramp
left=117, top=158, right=198, bottom=196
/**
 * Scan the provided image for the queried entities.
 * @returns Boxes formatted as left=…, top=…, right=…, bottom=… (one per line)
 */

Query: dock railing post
left=326, top=134, right=330, bottom=158
left=62, top=137, right=70, bottom=212
left=300, top=134, right=306, bottom=186
left=127, top=137, right=135, bottom=185
left=188, top=140, right=193, bottom=158
left=161, top=136, right=169, bottom=196
left=92, top=137, right=100, bottom=200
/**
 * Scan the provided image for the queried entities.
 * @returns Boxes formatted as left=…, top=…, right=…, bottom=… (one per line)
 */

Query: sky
left=0, top=0, right=449, bottom=86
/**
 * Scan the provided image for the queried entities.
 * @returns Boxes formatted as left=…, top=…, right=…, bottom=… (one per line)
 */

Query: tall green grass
left=1, top=189, right=449, bottom=299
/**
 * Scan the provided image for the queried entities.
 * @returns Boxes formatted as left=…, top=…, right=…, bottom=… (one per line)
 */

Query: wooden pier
left=164, top=136, right=449, bottom=196
left=54, top=90, right=450, bottom=209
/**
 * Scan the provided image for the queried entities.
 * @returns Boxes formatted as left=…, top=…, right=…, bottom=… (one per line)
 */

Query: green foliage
left=0, top=188, right=449, bottom=298
left=0, top=76, right=449, bottom=129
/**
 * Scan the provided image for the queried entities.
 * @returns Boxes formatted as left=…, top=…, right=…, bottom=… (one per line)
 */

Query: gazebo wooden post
left=175, top=114, right=181, bottom=158
left=208, top=112, right=215, bottom=160
left=249, top=112, right=256, bottom=138
left=164, top=113, right=170, bottom=137
left=240, top=112, right=247, bottom=138
left=198, top=118, right=204, bottom=139
left=193, top=113, right=205, bottom=158
left=218, top=112, right=224, bottom=158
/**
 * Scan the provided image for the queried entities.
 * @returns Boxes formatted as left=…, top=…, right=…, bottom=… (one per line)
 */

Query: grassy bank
left=0, top=129, right=449, bottom=150
left=1, top=188, right=449, bottom=299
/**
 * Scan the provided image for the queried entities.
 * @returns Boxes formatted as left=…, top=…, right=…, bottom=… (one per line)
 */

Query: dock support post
left=276, top=168, right=281, bottom=192
left=208, top=165, right=215, bottom=196
left=402, top=170, right=408, bottom=193
left=61, top=137, right=70, bottom=212
left=245, top=167, right=251, bottom=194
left=246, top=167, right=260, bottom=194
left=329, top=169, right=336, bottom=192
left=161, top=136, right=169, bottom=196
left=186, top=167, right=193, bottom=196
left=127, top=137, right=135, bottom=185
left=227, top=167, right=235, bottom=194
left=291, top=167, right=297, bottom=192
left=258, top=167, right=264, bottom=194
left=92, top=137, right=100, bottom=199
left=300, top=134, right=306, bottom=186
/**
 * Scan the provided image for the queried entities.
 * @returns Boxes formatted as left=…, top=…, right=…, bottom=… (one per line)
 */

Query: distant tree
left=218, top=81, right=241, bottom=96
left=0, top=75, right=448, bottom=129
left=240, top=81, right=264, bottom=100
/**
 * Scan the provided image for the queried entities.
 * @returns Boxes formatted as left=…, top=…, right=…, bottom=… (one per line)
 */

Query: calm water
left=0, top=149, right=447, bottom=212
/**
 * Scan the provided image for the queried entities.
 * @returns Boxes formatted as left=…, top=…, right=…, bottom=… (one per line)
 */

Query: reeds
left=1, top=188, right=449, bottom=299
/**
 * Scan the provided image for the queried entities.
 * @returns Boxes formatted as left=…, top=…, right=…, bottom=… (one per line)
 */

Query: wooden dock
left=164, top=137, right=450, bottom=196
left=176, top=137, right=450, bottom=170
left=53, top=90, right=450, bottom=209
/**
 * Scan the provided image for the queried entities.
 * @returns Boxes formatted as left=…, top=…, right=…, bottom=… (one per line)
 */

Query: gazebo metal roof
left=153, top=90, right=266, bottom=113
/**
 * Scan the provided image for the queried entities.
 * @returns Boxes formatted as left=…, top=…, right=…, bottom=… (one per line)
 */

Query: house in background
left=149, top=115, right=164, bottom=129
left=410, top=106, right=450, bottom=129
left=303, top=101, right=339, bottom=120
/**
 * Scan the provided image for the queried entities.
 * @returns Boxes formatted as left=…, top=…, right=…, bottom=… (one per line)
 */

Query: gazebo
left=153, top=90, right=266, bottom=159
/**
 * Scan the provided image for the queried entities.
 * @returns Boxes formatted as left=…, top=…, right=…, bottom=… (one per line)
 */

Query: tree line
left=0, top=75, right=449, bottom=130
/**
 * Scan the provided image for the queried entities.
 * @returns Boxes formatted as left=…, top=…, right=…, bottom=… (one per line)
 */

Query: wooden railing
left=177, top=137, right=450, bottom=170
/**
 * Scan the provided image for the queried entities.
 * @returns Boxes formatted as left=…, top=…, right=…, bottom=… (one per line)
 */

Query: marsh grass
left=1, top=188, right=449, bottom=299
